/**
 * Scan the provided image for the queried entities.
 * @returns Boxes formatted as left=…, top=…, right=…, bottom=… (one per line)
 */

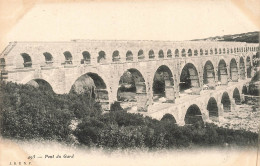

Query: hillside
left=192, top=31, right=259, bottom=43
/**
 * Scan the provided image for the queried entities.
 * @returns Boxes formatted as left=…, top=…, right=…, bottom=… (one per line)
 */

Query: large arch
left=218, top=59, right=228, bottom=85
left=117, top=68, right=147, bottom=110
left=230, top=58, right=238, bottom=81
left=179, top=63, right=200, bottom=94
left=184, top=104, right=204, bottom=125
left=246, top=56, right=252, bottom=78
left=152, top=65, right=174, bottom=102
left=26, top=79, right=54, bottom=93
left=221, top=92, right=231, bottom=112
left=239, top=57, right=246, bottom=80
left=207, top=97, right=219, bottom=121
left=70, top=72, right=108, bottom=102
left=233, top=88, right=241, bottom=104
left=203, top=60, right=215, bottom=88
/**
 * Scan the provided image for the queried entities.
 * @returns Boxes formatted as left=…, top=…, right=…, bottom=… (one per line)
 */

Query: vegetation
left=0, top=81, right=258, bottom=149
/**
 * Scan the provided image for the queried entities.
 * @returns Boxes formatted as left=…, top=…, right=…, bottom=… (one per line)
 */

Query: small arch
left=158, top=50, right=164, bottom=58
left=200, top=49, right=203, bottom=56
left=219, top=48, right=222, bottom=54
left=167, top=49, right=172, bottom=58
left=149, top=50, right=155, bottom=59
left=205, top=49, right=208, bottom=55
left=237, top=48, right=239, bottom=52
left=230, top=48, right=233, bottom=53
left=63, top=51, right=73, bottom=64
left=98, top=51, right=106, bottom=63
left=112, top=50, right=120, bottom=62
left=138, top=49, right=145, bottom=60
left=43, top=52, right=53, bottom=64
left=175, top=49, right=179, bottom=57
left=210, top=49, right=213, bottom=55
left=81, top=51, right=91, bottom=64
left=234, top=48, right=236, bottom=53
left=188, top=49, right=192, bottom=56
left=181, top=49, right=186, bottom=57
left=185, top=104, right=203, bottom=125
left=193, top=49, right=197, bottom=56
left=223, top=48, right=226, bottom=54
left=227, top=48, right=229, bottom=54
left=221, top=92, right=231, bottom=112
left=207, top=97, right=219, bottom=121
left=21, top=53, right=32, bottom=67
left=218, top=59, right=228, bottom=85
left=230, top=58, right=238, bottom=81
left=126, top=50, right=133, bottom=61
left=242, top=85, right=247, bottom=94
left=233, top=88, right=241, bottom=104
left=215, top=48, right=218, bottom=54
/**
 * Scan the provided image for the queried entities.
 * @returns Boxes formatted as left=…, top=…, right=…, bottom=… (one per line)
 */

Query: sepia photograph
left=0, top=0, right=259, bottom=166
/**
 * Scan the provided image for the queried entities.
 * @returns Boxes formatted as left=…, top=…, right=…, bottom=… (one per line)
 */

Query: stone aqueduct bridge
left=0, top=40, right=259, bottom=125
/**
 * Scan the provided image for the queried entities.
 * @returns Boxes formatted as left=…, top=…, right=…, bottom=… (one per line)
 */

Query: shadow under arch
left=70, top=72, right=108, bottom=103
left=180, top=63, right=200, bottom=95
left=218, top=59, right=228, bottom=85
left=203, top=60, right=215, bottom=89
left=207, top=97, right=218, bottom=121
left=184, top=104, right=204, bottom=125
left=152, top=65, right=174, bottom=102
left=117, top=68, right=147, bottom=110
left=26, top=79, right=54, bottom=93
left=233, top=88, right=241, bottom=104
left=221, top=92, right=231, bottom=112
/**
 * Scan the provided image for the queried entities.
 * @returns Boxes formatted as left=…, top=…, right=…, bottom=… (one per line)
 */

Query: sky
left=4, top=0, right=260, bottom=44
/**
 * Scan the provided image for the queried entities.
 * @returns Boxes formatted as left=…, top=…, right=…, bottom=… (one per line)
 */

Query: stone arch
left=181, top=49, right=186, bottom=57
left=221, top=92, right=231, bottom=112
left=20, top=53, right=32, bottom=67
left=219, top=48, right=222, bottom=54
left=138, top=49, right=145, bottom=60
left=152, top=65, right=174, bottom=102
left=194, top=49, right=198, bottom=56
left=188, top=49, right=192, bottom=56
left=71, top=72, right=109, bottom=109
left=158, top=50, right=164, bottom=58
left=98, top=51, right=106, bottom=63
left=230, top=58, right=238, bottom=81
left=179, top=63, right=200, bottom=94
left=227, top=48, right=229, bottom=54
left=207, top=97, right=219, bottom=121
left=246, top=56, right=252, bottom=78
left=63, top=51, right=73, bottom=64
left=126, top=50, right=133, bottom=61
left=161, top=113, right=177, bottom=124
left=205, top=49, right=208, bottom=55
left=239, top=57, right=246, bottom=79
left=203, top=60, right=215, bottom=88
left=210, top=48, right=213, bottom=55
left=242, top=85, right=247, bottom=94
left=233, top=88, right=241, bottom=104
left=149, top=49, right=155, bottom=59
left=200, top=49, right=203, bottom=56
left=223, top=48, right=226, bottom=54
left=26, top=79, right=54, bottom=93
left=218, top=59, right=228, bottom=85
left=117, top=68, right=147, bottom=110
left=215, top=48, right=218, bottom=54
left=43, top=52, right=53, bottom=64
left=81, top=51, right=91, bottom=64
left=112, top=50, right=120, bottom=62
left=175, top=49, right=179, bottom=57
left=184, top=104, right=203, bottom=125
left=234, top=48, right=237, bottom=53
left=230, top=48, right=233, bottom=53
left=167, top=49, right=172, bottom=58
